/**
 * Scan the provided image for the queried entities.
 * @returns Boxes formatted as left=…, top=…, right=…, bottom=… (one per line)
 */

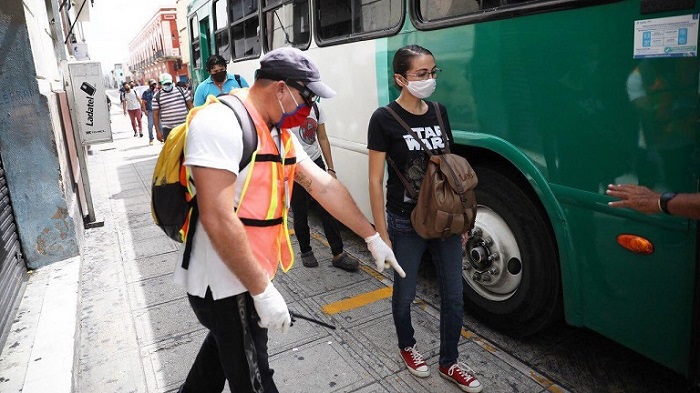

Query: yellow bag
left=150, top=94, right=257, bottom=267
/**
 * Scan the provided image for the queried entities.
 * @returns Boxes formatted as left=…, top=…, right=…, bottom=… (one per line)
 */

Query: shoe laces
left=405, top=345, right=425, bottom=364
left=448, top=361, right=477, bottom=380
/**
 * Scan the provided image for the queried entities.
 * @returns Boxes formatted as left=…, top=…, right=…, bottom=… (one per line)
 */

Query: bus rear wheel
left=463, top=166, right=562, bottom=337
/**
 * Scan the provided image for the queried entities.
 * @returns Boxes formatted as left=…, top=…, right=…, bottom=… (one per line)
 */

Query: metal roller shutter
left=0, top=160, right=27, bottom=347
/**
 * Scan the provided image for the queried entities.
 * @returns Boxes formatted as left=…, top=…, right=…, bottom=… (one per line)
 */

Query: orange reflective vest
left=233, top=90, right=297, bottom=278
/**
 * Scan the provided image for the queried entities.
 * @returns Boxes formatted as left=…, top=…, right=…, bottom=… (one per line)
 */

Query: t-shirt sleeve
left=152, top=94, right=160, bottom=111
left=193, top=85, right=205, bottom=106
left=367, top=108, right=388, bottom=152
left=184, top=103, right=244, bottom=176
left=239, top=76, right=250, bottom=88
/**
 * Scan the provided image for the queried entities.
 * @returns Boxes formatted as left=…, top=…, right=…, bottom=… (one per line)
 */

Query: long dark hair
left=392, top=45, right=434, bottom=90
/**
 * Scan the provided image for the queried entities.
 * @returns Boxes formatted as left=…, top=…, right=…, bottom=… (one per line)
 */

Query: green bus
left=187, top=0, right=700, bottom=383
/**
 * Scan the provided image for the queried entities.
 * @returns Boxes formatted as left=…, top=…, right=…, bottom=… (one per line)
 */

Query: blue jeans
left=146, top=110, right=154, bottom=141
left=388, top=211, right=464, bottom=366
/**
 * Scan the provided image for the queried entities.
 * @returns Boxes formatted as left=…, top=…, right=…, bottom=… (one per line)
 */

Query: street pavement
left=0, top=98, right=570, bottom=393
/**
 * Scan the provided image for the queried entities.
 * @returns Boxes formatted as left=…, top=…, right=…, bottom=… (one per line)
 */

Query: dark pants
left=178, top=289, right=278, bottom=393
left=291, top=156, right=343, bottom=256
left=162, top=126, right=173, bottom=140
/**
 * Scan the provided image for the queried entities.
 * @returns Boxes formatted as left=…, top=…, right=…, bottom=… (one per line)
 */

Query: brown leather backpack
left=385, top=102, right=478, bottom=239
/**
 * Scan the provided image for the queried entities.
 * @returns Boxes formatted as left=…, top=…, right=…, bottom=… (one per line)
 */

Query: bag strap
left=177, top=86, right=188, bottom=106
left=218, top=94, right=258, bottom=171
left=181, top=202, right=198, bottom=270
left=234, top=74, right=242, bottom=87
left=383, top=103, right=448, bottom=200
left=181, top=95, right=258, bottom=270
left=386, top=156, right=418, bottom=200
left=382, top=105, right=424, bottom=200
left=431, top=101, right=450, bottom=154
left=312, top=102, right=319, bottom=120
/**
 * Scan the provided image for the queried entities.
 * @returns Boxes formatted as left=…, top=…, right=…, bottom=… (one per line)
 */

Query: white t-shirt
left=124, top=89, right=141, bottom=110
left=289, top=103, right=326, bottom=161
left=173, top=102, right=309, bottom=300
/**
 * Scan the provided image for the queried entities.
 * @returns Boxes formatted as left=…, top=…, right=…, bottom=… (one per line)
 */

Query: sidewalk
left=0, top=103, right=569, bottom=393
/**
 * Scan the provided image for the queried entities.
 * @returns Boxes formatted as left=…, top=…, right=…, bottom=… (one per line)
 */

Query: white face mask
left=406, top=78, right=436, bottom=99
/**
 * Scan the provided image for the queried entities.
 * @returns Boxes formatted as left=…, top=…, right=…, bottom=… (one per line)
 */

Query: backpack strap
left=384, top=105, right=438, bottom=156
left=181, top=203, right=198, bottom=270
left=234, top=74, right=242, bottom=87
left=177, top=86, right=188, bottom=106
left=312, top=102, right=319, bottom=120
left=217, top=94, right=257, bottom=171
left=383, top=103, right=448, bottom=200
left=386, top=156, right=418, bottom=200
left=180, top=95, right=258, bottom=270
left=431, top=101, right=450, bottom=154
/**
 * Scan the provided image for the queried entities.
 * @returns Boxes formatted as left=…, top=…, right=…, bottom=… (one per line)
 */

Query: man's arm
left=316, top=123, right=336, bottom=178
left=153, top=109, right=163, bottom=141
left=607, top=183, right=700, bottom=220
left=122, top=99, right=127, bottom=116
left=186, top=100, right=194, bottom=111
left=190, top=166, right=269, bottom=295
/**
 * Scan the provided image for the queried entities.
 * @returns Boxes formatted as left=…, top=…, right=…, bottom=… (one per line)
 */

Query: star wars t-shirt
left=367, top=100, right=453, bottom=218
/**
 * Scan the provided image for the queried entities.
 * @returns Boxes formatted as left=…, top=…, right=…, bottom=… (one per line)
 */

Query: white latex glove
left=251, top=281, right=291, bottom=333
left=365, top=232, right=406, bottom=278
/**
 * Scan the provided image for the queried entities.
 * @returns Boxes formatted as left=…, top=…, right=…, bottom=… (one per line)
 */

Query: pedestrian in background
left=175, top=47, right=403, bottom=393
left=367, top=44, right=483, bottom=392
left=153, top=73, right=193, bottom=142
left=141, top=79, right=158, bottom=145
left=122, top=82, right=143, bottom=137
left=193, top=54, right=249, bottom=106
left=289, top=101, right=358, bottom=271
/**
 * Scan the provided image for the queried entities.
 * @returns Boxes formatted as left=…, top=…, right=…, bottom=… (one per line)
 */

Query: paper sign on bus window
left=633, top=14, right=699, bottom=58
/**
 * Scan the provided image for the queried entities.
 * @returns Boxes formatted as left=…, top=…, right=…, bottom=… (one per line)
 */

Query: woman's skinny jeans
left=387, top=211, right=464, bottom=367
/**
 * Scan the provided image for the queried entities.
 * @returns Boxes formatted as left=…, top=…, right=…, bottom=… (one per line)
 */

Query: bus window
left=230, top=0, right=261, bottom=60
left=419, top=0, right=479, bottom=20
left=214, top=0, right=231, bottom=60
left=190, top=16, right=201, bottom=69
left=316, top=0, right=403, bottom=43
left=416, top=0, right=552, bottom=23
left=262, top=0, right=310, bottom=51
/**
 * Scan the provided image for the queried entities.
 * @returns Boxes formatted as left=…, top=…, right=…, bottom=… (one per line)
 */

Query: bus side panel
left=387, top=1, right=698, bottom=374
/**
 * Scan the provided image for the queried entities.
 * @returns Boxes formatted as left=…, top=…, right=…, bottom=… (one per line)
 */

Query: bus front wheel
left=462, top=166, right=562, bottom=337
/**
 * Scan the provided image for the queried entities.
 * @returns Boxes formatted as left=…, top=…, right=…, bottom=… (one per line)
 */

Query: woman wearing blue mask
left=367, top=45, right=483, bottom=393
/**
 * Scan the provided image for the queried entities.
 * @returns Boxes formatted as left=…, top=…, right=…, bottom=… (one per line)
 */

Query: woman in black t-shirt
left=367, top=45, right=483, bottom=393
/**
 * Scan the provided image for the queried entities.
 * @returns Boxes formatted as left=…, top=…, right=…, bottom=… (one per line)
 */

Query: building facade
left=0, top=0, right=89, bottom=342
left=128, top=8, right=188, bottom=84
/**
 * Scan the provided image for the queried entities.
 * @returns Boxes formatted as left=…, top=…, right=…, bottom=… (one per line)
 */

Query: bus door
left=189, top=14, right=212, bottom=89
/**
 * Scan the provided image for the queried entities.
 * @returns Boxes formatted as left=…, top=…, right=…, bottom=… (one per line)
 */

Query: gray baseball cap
left=257, top=47, right=336, bottom=98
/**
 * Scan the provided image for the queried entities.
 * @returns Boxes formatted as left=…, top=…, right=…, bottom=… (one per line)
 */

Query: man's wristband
left=659, top=192, right=677, bottom=214
left=327, top=168, right=336, bottom=173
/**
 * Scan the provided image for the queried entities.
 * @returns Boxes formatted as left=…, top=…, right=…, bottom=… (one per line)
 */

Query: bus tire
left=462, top=166, right=562, bottom=337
